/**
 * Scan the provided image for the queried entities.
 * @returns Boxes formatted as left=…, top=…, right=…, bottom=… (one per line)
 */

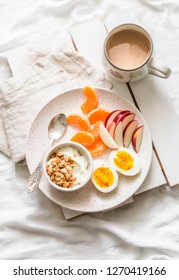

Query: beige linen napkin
left=0, top=43, right=112, bottom=163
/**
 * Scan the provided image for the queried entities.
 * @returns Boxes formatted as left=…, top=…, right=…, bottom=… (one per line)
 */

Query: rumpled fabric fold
left=0, top=43, right=112, bottom=163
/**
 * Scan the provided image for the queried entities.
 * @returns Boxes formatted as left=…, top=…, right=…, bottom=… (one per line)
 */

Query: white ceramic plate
left=26, top=87, right=152, bottom=212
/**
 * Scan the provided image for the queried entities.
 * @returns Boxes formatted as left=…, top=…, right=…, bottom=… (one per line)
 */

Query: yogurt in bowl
left=43, top=141, right=93, bottom=192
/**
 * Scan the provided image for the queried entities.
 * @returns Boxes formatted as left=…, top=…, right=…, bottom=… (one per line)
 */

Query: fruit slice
left=119, top=112, right=135, bottom=130
left=99, top=123, right=118, bottom=149
left=132, top=125, right=144, bottom=153
left=113, top=113, right=135, bottom=146
left=112, top=110, right=131, bottom=124
left=114, top=121, right=123, bottom=147
left=71, top=131, right=95, bottom=145
left=80, top=87, right=98, bottom=114
left=67, top=113, right=90, bottom=131
left=86, top=138, right=107, bottom=157
left=90, top=121, right=102, bottom=141
left=107, top=121, right=116, bottom=137
left=88, top=108, right=110, bottom=124
left=104, top=110, right=121, bottom=129
left=106, top=110, right=131, bottom=137
left=123, top=120, right=139, bottom=148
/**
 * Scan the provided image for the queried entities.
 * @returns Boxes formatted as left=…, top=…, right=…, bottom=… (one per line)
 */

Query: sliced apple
left=106, top=110, right=131, bottom=137
left=104, top=110, right=121, bottom=129
left=99, top=123, right=118, bottom=149
left=107, top=121, right=116, bottom=137
left=120, top=112, right=135, bottom=130
left=113, top=110, right=131, bottom=124
left=132, top=125, right=144, bottom=153
left=123, top=120, right=139, bottom=148
left=113, top=120, right=123, bottom=147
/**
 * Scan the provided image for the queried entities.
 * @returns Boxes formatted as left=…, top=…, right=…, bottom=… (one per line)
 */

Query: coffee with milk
left=103, top=24, right=171, bottom=82
left=106, top=29, right=151, bottom=70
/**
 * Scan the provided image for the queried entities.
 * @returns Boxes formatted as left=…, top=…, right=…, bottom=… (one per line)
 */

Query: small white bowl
left=43, top=141, right=93, bottom=192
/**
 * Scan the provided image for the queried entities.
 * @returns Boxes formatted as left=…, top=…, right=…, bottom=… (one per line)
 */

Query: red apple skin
left=113, top=110, right=131, bottom=124
left=106, top=110, right=130, bottom=137
left=132, top=125, right=144, bottom=153
left=104, top=110, right=121, bottom=129
left=120, top=112, right=135, bottom=129
left=113, top=112, right=135, bottom=147
left=113, top=112, right=135, bottom=139
left=123, top=120, right=139, bottom=148
left=111, top=112, right=132, bottom=139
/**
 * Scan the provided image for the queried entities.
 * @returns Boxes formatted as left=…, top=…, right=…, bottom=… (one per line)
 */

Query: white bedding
left=1, top=0, right=179, bottom=260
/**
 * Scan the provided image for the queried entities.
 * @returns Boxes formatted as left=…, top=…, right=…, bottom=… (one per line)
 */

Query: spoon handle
left=26, top=162, right=42, bottom=193
left=26, top=139, right=56, bottom=193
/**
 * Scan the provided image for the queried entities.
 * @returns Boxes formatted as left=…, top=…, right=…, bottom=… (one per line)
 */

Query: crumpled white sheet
left=1, top=0, right=179, bottom=260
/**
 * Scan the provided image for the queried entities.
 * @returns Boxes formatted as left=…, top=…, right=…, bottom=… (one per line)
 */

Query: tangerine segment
left=88, top=108, right=110, bottom=124
left=90, top=121, right=102, bottom=141
left=71, top=131, right=95, bottom=146
left=86, top=138, right=107, bottom=157
left=67, top=113, right=90, bottom=131
left=81, top=87, right=98, bottom=114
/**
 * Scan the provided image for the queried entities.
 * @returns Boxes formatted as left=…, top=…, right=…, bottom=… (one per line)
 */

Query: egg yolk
left=114, top=151, right=134, bottom=171
left=93, top=167, right=114, bottom=188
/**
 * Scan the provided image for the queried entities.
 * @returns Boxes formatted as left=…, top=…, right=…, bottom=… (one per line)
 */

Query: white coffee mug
left=103, top=23, right=171, bottom=82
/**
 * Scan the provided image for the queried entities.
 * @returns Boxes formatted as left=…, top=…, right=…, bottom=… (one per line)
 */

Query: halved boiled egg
left=91, top=160, right=119, bottom=193
left=109, top=147, right=141, bottom=176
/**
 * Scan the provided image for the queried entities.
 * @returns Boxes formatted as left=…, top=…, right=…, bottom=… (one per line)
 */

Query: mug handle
left=148, top=58, right=171, bottom=79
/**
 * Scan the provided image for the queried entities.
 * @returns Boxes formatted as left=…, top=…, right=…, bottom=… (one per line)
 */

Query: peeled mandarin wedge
left=88, top=108, right=110, bottom=124
left=90, top=121, right=102, bottom=141
left=71, top=131, right=95, bottom=146
left=80, top=87, right=98, bottom=114
left=67, top=113, right=90, bottom=131
left=86, top=138, right=107, bottom=157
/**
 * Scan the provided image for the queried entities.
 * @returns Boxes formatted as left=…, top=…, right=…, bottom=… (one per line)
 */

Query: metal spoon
left=26, top=113, right=67, bottom=193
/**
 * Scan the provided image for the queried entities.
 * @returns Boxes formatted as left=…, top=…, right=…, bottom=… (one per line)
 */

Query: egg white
left=91, top=160, right=119, bottom=193
left=109, top=147, right=141, bottom=176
